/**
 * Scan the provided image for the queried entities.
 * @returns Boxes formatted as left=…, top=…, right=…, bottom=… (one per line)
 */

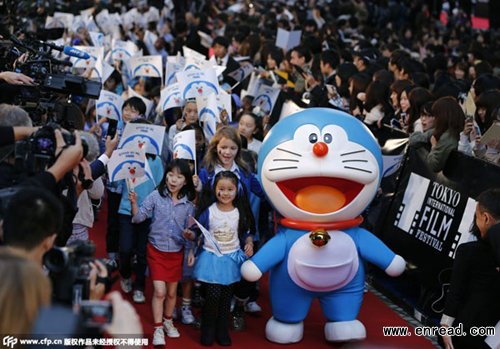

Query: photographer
left=0, top=104, right=84, bottom=191
left=0, top=249, right=143, bottom=346
left=2, top=185, right=109, bottom=297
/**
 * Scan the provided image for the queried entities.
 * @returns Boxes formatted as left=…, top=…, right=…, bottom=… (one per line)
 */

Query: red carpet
left=90, top=200, right=435, bottom=349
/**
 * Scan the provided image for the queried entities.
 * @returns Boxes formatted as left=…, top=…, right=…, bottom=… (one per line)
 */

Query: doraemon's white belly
left=287, top=231, right=359, bottom=292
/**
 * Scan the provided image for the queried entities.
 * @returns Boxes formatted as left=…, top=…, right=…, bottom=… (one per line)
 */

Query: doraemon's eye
left=292, top=125, right=321, bottom=152
left=309, top=133, right=318, bottom=143
left=324, top=133, right=332, bottom=143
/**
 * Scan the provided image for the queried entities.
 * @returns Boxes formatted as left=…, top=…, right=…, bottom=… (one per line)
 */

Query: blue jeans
left=119, top=214, right=150, bottom=291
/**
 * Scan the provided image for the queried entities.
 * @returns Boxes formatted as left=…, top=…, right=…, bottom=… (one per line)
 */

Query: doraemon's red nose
left=313, top=142, right=329, bottom=157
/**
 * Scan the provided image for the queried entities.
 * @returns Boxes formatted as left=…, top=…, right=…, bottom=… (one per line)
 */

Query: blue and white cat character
left=241, top=108, right=406, bottom=343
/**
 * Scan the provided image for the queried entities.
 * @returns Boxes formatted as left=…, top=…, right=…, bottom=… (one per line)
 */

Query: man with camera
left=0, top=104, right=84, bottom=192
left=1, top=187, right=144, bottom=346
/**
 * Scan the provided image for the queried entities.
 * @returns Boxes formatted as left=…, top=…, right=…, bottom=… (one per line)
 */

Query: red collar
left=278, top=216, right=363, bottom=231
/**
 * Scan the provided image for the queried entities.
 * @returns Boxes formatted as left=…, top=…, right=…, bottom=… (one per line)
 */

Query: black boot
left=216, top=312, right=232, bottom=346
left=231, top=303, right=246, bottom=331
left=200, top=309, right=216, bottom=346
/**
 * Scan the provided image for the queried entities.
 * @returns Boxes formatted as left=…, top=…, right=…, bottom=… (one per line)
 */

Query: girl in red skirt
left=130, top=159, right=197, bottom=346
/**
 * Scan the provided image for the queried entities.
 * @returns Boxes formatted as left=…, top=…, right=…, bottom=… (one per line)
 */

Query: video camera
left=0, top=31, right=101, bottom=130
left=44, top=240, right=117, bottom=306
left=14, top=122, right=88, bottom=174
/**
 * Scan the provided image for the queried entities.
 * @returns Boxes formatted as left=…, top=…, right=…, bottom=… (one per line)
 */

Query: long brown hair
left=0, top=249, right=51, bottom=334
left=431, top=96, right=465, bottom=141
left=201, top=126, right=251, bottom=174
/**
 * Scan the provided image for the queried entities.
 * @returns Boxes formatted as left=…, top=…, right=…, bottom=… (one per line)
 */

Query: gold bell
left=309, top=229, right=331, bottom=247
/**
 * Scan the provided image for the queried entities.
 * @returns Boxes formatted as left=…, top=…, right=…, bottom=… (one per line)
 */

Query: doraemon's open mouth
left=276, top=177, right=364, bottom=214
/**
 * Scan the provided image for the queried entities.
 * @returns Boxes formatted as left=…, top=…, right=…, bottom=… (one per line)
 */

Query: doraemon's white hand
left=241, top=260, right=262, bottom=282
left=384, top=255, right=406, bottom=277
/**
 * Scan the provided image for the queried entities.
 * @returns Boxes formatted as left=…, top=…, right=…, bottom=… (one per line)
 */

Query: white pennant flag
left=96, top=90, right=124, bottom=121
left=173, top=130, right=196, bottom=161
left=89, top=31, right=105, bottom=47
left=217, top=91, right=232, bottom=122
left=177, top=69, right=220, bottom=100
left=129, top=55, right=163, bottom=79
left=107, top=148, right=147, bottom=182
left=159, top=83, right=184, bottom=112
left=183, top=46, right=206, bottom=61
left=119, top=122, right=166, bottom=156
left=111, top=39, right=138, bottom=61
left=196, top=93, right=219, bottom=141
left=100, top=61, right=115, bottom=84
left=70, top=46, right=104, bottom=69
left=252, top=85, right=280, bottom=115
left=228, top=63, right=254, bottom=83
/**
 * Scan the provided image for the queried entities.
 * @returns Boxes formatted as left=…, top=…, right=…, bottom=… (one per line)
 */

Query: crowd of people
left=0, top=0, right=499, bottom=348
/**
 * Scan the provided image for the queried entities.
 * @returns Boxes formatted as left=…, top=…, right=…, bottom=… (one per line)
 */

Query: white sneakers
left=245, top=301, right=262, bottom=313
left=163, top=319, right=180, bottom=338
left=152, top=327, right=165, bottom=346
left=181, top=306, right=195, bottom=324
left=152, top=319, right=181, bottom=345
left=120, top=278, right=132, bottom=294
left=133, top=290, right=145, bottom=304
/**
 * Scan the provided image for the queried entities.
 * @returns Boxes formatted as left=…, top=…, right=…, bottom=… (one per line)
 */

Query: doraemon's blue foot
left=324, top=320, right=366, bottom=342
left=265, top=317, right=303, bottom=344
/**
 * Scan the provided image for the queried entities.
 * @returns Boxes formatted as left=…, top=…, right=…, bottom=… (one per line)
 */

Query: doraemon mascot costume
left=241, top=108, right=406, bottom=343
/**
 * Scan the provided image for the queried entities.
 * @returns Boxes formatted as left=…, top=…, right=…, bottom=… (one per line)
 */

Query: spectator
left=440, top=188, right=500, bottom=349
left=427, top=97, right=465, bottom=172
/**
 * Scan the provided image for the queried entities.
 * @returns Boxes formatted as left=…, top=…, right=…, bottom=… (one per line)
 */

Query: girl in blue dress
left=187, top=170, right=255, bottom=346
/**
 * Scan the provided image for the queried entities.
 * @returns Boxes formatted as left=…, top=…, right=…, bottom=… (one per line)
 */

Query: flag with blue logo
left=111, top=39, right=138, bottom=61
left=96, top=90, right=124, bottom=121
left=129, top=55, right=163, bottom=79
left=177, top=69, right=220, bottom=100
left=196, top=93, right=219, bottom=141
left=70, top=46, right=104, bottom=69
left=228, top=63, right=254, bottom=82
left=119, top=122, right=166, bottom=156
left=173, top=130, right=196, bottom=161
left=89, top=31, right=105, bottom=47
left=252, top=85, right=280, bottom=115
left=158, top=83, right=184, bottom=112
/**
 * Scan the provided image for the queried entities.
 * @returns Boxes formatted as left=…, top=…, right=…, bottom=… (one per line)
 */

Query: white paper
left=196, top=93, right=219, bottom=140
left=188, top=216, right=223, bottom=257
left=275, top=28, right=302, bottom=51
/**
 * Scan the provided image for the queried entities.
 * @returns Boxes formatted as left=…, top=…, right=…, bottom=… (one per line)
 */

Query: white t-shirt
left=207, top=204, right=240, bottom=254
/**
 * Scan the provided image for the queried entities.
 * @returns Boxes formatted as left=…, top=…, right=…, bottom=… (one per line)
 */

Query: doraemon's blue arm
left=351, top=228, right=406, bottom=276
left=241, top=233, right=287, bottom=281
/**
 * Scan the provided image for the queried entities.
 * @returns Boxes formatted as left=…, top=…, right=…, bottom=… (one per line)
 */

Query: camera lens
left=43, top=247, right=69, bottom=273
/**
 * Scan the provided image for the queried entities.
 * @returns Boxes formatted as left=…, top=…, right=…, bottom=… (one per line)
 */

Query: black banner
left=380, top=148, right=500, bottom=273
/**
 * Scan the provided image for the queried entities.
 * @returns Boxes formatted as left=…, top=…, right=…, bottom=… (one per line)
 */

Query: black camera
left=44, top=240, right=96, bottom=304
left=14, top=123, right=88, bottom=174
left=44, top=240, right=116, bottom=305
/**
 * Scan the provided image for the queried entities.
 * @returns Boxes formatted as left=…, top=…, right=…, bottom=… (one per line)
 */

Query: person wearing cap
left=353, top=48, right=377, bottom=74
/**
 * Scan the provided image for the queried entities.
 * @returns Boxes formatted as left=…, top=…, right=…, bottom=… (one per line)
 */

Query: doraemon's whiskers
left=343, top=166, right=372, bottom=174
left=269, top=167, right=299, bottom=171
left=342, top=159, right=368, bottom=163
left=277, top=148, right=302, bottom=157
left=273, top=159, right=300, bottom=163
left=340, top=150, right=366, bottom=156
